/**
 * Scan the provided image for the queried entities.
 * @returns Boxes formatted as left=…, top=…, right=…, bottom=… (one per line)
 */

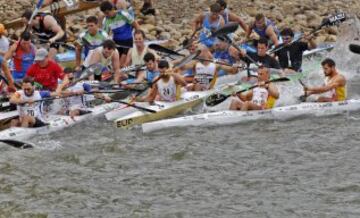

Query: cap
left=0, top=24, right=5, bottom=34
left=34, top=48, right=48, bottom=61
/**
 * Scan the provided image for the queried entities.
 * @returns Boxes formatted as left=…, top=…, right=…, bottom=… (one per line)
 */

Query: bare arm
left=1, top=61, right=16, bottom=90
left=124, top=48, right=132, bottom=66
left=192, top=14, right=205, bottom=32
left=267, top=83, right=279, bottom=99
left=306, top=76, right=346, bottom=95
left=112, top=50, right=121, bottom=75
left=4, top=43, right=16, bottom=61
left=75, top=44, right=82, bottom=68
left=228, top=12, right=249, bottom=33
left=132, top=20, right=141, bottom=31
left=44, top=15, right=64, bottom=42
left=265, top=26, right=279, bottom=46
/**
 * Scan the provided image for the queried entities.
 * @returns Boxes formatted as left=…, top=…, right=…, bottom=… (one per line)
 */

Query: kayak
left=142, top=99, right=360, bottom=133
left=0, top=102, right=120, bottom=140
left=114, top=90, right=214, bottom=129
left=105, top=72, right=247, bottom=121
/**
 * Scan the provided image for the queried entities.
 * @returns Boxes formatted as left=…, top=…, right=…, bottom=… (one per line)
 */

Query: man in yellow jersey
left=304, top=58, right=346, bottom=102
left=229, top=66, right=279, bottom=110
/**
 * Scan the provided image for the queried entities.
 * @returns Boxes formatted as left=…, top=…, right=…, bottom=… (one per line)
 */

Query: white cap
left=34, top=48, right=48, bottom=61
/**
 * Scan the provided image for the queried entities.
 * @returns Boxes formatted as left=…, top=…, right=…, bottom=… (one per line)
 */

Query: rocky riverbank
left=1, top=0, right=360, bottom=48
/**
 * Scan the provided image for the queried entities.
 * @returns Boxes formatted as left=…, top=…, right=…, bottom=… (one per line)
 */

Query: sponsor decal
left=117, top=119, right=133, bottom=128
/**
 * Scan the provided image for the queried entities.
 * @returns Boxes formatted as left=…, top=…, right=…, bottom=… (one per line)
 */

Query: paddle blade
left=322, top=12, right=346, bottom=27
left=205, top=93, right=228, bottom=107
left=349, top=44, right=360, bottom=54
left=211, top=22, right=239, bottom=37
left=174, top=49, right=201, bottom=68
left=270, top=77, right=291, bottom=83
left=148, top=44, right=183, bottom=56
left=0, top=139, right=34, bottom=149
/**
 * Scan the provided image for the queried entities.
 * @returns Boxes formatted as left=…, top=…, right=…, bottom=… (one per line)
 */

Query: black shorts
left=33, top=118, right=48, bottom=128
left=114, top=38, right=133, bottom=56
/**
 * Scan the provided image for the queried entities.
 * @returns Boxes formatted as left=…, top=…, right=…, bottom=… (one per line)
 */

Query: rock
left=159, top=32, right=171, bottom=40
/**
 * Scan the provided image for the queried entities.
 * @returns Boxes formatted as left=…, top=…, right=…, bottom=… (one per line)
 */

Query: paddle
left=35, top=38, right=76, bottom=50
left=298, top=79, right=308, bottom=102
left=148, top=43, right=246, bottom=68
left=15, top=0, right=45, bottom=52
left=219, top=34, right=260, bottom=67
left=0, top=139, right=34, bottom=149
left=205, top=77, right=290, bottom=107
left=180, top=27, right=203, bottom=49
left=268, top=12, right=346, bottom=54
left=349, top=44, right=360, bottom=54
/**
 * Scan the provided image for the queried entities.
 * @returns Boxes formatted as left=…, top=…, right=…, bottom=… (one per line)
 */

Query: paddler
left=56, top=68, right=111, bottom=118
left=83, top=39, right=123, bottom=82
left=216, top=0, right=248, bottom=32
left=4, top=31, right=35, bottom=83
left=237, top=38, right=281, bottom=78
left=121, top=52, right=160, bottom=87
left=275, top=28, right=317, bottom=73
left=26, top=48, right=66, bottom=91
left=192, top=3, right=225, bottom=49
left=181, top=47, right=238, bottom=91
left=9, top=76, right=56, bottom=127
left=303, top=58, right=346, bottom=102
left=100, top=1, right=140, bottom=67
left=246, top=13, right=280, bottom=47
left=21, top=9, right=66, bottom=60
left=229, top=66, right=279, bottom=111
left=139, top=60, right=187, bottom=103
left=124, top=29, right=158, bottom=67
left=75, top=16, right=109, bottom=72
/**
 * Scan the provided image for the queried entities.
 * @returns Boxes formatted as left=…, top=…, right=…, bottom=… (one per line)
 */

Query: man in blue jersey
left=246, top=13, right=280, bottom=47
left=100, top=1, right=140, bottom=67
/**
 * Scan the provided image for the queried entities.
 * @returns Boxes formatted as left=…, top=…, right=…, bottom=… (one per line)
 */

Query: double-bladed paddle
left=205, top=77, right=290, bottom=107
left=268, top=12, right=346, bottom=54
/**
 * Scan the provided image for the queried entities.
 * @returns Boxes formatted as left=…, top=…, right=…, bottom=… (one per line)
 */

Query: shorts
left=33, top=118, right=48, bottom=128
left=114, top=38, right=133, bottom=56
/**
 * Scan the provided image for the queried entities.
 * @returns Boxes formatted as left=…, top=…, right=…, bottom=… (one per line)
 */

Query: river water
left=1, top=46, right=360, bottom=217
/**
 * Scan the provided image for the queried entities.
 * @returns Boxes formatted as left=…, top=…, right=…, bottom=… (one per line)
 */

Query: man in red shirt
left=26, top=48, right=66, bottom=91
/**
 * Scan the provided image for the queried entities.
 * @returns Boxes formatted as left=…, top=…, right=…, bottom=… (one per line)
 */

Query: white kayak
left=0, top=102, right=120, bottom=140
left=142, top=99, right=360, bottom=133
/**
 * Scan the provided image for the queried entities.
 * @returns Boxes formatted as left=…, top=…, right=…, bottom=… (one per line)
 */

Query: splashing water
left=326, top=15, right=360, bottom=79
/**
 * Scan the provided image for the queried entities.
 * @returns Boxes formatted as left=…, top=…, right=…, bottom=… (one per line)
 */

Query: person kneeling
left=229, top=67, right=279, bottom=111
